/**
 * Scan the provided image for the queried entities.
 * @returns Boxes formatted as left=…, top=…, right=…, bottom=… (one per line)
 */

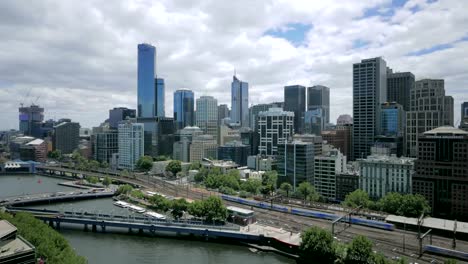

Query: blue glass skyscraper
left=137, top=43, right=165, bottom=118
left=174, top=89, right=195, bottom=130
left=231, top=75, right=249, bottom=127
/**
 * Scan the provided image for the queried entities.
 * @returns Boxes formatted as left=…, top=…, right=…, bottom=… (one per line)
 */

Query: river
left=0, top=174, right=294, bottom=264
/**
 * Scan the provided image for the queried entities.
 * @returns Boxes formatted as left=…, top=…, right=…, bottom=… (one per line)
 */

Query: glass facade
left=173, top=89, right=194, bottom=130
left=156, top=78, right=165, bottom=117
left=284, top=85, right=306, bottom=134
left=307, top=85, right=330, bottom=124
left=137, top=43, right=156, bottom=118
left=304, top=109, right=323, bottom=135
left=231, top=76, right=249, bottom=127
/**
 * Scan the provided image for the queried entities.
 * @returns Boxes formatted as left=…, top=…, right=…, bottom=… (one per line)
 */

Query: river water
left=0, top=174, right=294, bottom=264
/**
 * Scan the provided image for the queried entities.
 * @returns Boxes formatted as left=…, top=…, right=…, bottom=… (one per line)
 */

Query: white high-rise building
left=314, top=148, right=346, bottom=201
left=257, top=108, right=294, bottom=156
left=196, top=96, right=218, bottom=141
left=118, top=121, right=144, bottom=170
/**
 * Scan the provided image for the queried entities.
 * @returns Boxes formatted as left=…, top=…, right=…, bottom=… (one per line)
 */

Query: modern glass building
left=109, top=107, right=136, bottom=129
left=93, top=130, right=118, bottom=164
left=381, top=102, right=405, bottom=136
left=284, top=85, right=306, bottom=134
left=52, top=119, right=80, bottom=154
left=19, top=104, right=44, bottom=138
left=118, top=120, right=144, bottom=170
left=387, top=71, right=415, bottom=111
left=218, top=140, right=250, bottom=166
left=196, top=96, right=218, bottom=141
left=307, top=85, right=330, bottom=124
left=137, top=117, right=175, bottom=157
left=231, top=75, right=249, bottom=127
left=304, top=109, right=324, bottom=135
left=137, top=44, right=164, bottom=118
left=277, top=141, right=315, bottom=190
left=156, top=78, right=165, bottom=117
left=218, top=104, right=230, bottom=125
left=174, top=89, right=195, bottom=130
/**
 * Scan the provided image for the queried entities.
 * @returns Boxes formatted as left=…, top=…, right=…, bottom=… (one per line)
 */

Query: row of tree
left=343, top=189, right=431, bottom=217
left=0, top=212, right=86, bottom=264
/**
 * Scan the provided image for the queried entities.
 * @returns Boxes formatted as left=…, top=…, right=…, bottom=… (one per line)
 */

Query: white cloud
left=0, top=0, right=467, bottom=130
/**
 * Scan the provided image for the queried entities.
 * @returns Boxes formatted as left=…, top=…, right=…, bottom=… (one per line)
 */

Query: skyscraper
left=19, top=104, right=44, bottom=138
left=118, top=120, right=144, bottom=170
left=460, top=102, right=468, bottom=131
left=307, top=85, right=330, bottom=125
left=155, top=78, right=165, bottom=117
left=217, top=104, right=230, bottom=125
left=352, top=57, right=388, bottom=159
left=284, top=85, right=306, bottom=134
left=52, top=119, right=80, bottom=154
left=277, top=140, right=315, bottom=190
left=257, top=108, right=294, bottom=156
left=230, top=75, right=249, bottom=127
left=304, top=109, right=324, bottom=135
left=196, top=96, right=218, bottom=141
left=137, top=43, right=156, bottom=118
left=387, top=72, right=415, bottom=111
left=109, top=107, right=136, bottom=129
left=405, top=79, right=454, bottom=157
left=174, top=89, right=195, bottom=130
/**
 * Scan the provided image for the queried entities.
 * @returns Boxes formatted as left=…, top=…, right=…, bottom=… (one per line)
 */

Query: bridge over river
left=0, top=190, right=115, bottom=207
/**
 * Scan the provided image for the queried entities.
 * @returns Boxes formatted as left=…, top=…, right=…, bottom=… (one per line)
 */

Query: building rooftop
left=358, top=154, right=415, bottom=164
left=0, top=220, right=16, bottom=239
left=386, top=215, right=468, bottom=234
left=25, top=139, right=44, bottom=146
left=423, top=126, right=468, bottom=136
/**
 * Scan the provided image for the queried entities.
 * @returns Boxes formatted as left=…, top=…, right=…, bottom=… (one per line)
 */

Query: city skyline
left=0, top=1, right=467, bottom=130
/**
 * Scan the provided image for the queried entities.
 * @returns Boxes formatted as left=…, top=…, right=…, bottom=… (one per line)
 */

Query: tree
left=188, top=200, right=205, bottom=218
left=121, top=169, right=130, bottom=178
left=345, top=235, right=373, bottom=264
left=136, top=156, right=154, bottom=172
left=47, top=150, right=62, bottom=160
left=154, top=155, right=169, bottom=161
left=343, top=189, right=371, bottom=209
left=100, top=161, right=109, bottom=169
left=444, top=259, right=457, bottom=264
left=149, top=194, right=171, bottom=212
left=202, top=196, right=227, bottom=222
left=194, top=167, right=209, bottom=182
left=165, top=160, right=182, bottom=176
left=102, top=176, right=112, bottom=187
left=297, top=182, right=319, bottom=203
left=299, top=226, right=335, bottom=263
left=116, top=184, right=133, bottom=195
left=86, top=176, right=99, bottom=184
left=130, top=189, right=145, bottom=199
left=280, top=182, right=293, bottom=198
left=189, top=161, right=201, bottom=170
left=260, top=171, right=278, bottom=196
left=171, top=198, right=189, bottom=219
left=397, top=194, right=430, bottom=217
left=88, top=160, right=100, bottom=170
left=378, top=192, right=403, bottom=215
left=240, top=179, right=262, bottom=194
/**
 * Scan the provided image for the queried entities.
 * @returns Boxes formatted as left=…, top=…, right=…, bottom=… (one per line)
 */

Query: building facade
left=174, top=89, right=195, bottom=130
left=231, top=75, right=249, bottom=127
left=352, top=57, right=387, bottom=160
left=277, top=141, right=315, bottom=190
left=52, top=119, right=80, bottom=154
left=336, top=172, right=359, bottom=201
left=137, top=117, right=175, bottom=157
left=109, top=107, right=136, bottom=129
left=304, top=109, right=324, bottom=135
left=172, top=126, right=203, bottom=162
left=257, top=108, right=294, bottom=156
left=93, top=130, right=118, bottom=164
left=118, top=121, right=144, bottom=170
left=189, top=134, right=218, bottom=162
left=240, top=128, right=260, bottom=156
left=307, top=85, right=330, bottom=125
left=413, top=126, right=468, bottom=220
left=218, top=104, right=230, bottom=125
left=196, top=96, right=218, bottom=141
left=137, top=43, right=162, bottom=118
left=460, top=102, right=468, bottom=131
left=217, top=141, right=250, bottom=166
left=387, top=71, right=415, bottom=111
left=406, top=79, right=454, bottom=157
left=321, top=124, right=352, bottom=160
left=314, top=149, right=346, bottom=201
left=18, top=104, right=44, bottom=138
left=284, top=85, right=306, bottom=134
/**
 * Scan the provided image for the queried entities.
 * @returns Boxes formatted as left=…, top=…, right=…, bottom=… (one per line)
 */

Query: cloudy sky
left=0, top=0, right=467, bottom=130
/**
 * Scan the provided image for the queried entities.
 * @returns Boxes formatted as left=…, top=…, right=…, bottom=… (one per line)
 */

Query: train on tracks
left=423, top=245, right=468, bottom=261
left=221, top=195, right=395, bottom=231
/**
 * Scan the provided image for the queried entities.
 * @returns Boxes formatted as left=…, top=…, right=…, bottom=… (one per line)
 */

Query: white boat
left=128, top=205, right=146, bottom=213
left=113, top=201, right=130, bottom=208
left=144, top=211, right=166, bottom=220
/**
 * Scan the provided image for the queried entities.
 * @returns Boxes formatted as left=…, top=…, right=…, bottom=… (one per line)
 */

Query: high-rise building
left=196, top=96, right=218, bottom=141
left=293, top=134, right=323, bottom=156
left=337, top=114, right=353, bottom=125
left=137, top=43, right=157, bottom=118
left=358, top=148, right=415, bottom=199
left=173, top=126, right=203, bottom=162
left=307, top=85, right=330, bottom=124
left=460, top=102, right=468, bottom=131
left=336, top=172, right=359, bottom=202
left=413, top=126, right=468, bottom=220
left=249, top=103, right=282, bottom=130
left=174, top=89, right=195, bottom=130
left=352, top=57, right=388, bottom=159
left=240, top=128, right=260, bottom=156
left=218, top=104, right=230, bottom=125
left=93, top=130, right=118, bottom=164
left=137, top=117, right=175, bottom=157
left=406, top=79, right=454, bottom=157
left=118, top=120, right=144, bottom=170
left=18, top=104, right=44, bottom=138
left=52, top=119, right=80, bottom=154
left=314, top=148, right=346, bottom=201
left=109, top=107, right=136, bottom=129
left=321, top=124, right=352, bottom=160
left=189, top=134, right=218, bottom=162
left=155, top=78, right=165, bottom=117
left=381, top=102, right=405, bottom=136
left=218, top=141, right=250, bottom=166
left=257, top=108, right=294, bottom=156
left=387, top=72, right=415, bottom=111
left=304, top=109, right=324, bottom=135
left=218, top=123, right=241, bottom=146
left=277, top=140, right=315, bottom=190
left=284, top=85, right=306, bottom=134
left=231, top=75, right=249, bottom=127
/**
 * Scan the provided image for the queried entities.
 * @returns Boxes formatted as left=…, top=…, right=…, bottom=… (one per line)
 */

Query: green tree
left=194, top=167, right=209, bottom=182
left=47, top=150, right=62, bottom=160
left=189, top=161, right=201, bottom=170
left=280, top=182, right=293, bottom=198
left=171, top=198, right=189, bottom=219
left=397, top=194, right=431, bottom=217
left=444, top=259, right=458, bottom=264
left=154, top=155, right=169, bottom=161
left=297, top=182, right=319, bottom=203
left=202, top=196, right=227, bottom=222
left=88, top=160, right=100, bottom=170
left=345, top=235, right=373, bottom=264
left=299, top=226, right=335, bottom=263
left=136, top=155, right=154, bottom=172
left=188, top=200, right=205, bottom=218
left=130, top=189, right=145, bottom=199
left=86, top=176, right=99, bottom=184
left=219, top=186, right=236, bottom=195
left=343, top=189, right=371, bottom=209
left=116, top=184, right=133, bottom=195
left=378, top=192, right=403, bottom=214
left=240, top=179, right=262, bottom=194
left=102, top=176, right=112, bottom=187
left=100, top=161, right=109, bottom=169
left=149, top=194, right=171, bottom=212
left=121, top=169, right=130, bottom=178
left=165, top=160, right=182, bottom=176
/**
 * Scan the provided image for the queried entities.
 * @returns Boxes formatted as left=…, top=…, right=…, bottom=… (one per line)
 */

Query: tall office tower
left=189, top=134, right=218, bottom=162
left=196, top=96, right=218, bottom=141
left=406, top=79, right=454, bottom=157
left=109, top=107, right=136, bottom=129
left=137, top=117, right=175, bottom=157
left=19, top=104, right=44, bottom=138
left=218, top=141, right=250, bottom=166
left=155, top=78, right=165, bottom=117
left=460, top=102, right=468, bottom=131
left=249, top=103, right=274, bottom=130
left=240, top=128, right=260, bottom=156
left=284, top=85, right=306, bottom=134
left=307, top=85, right=330, bottom=124
left=118, top=120, right=144, bottom=170
left=277, top=140, right=315, bottom=190
left=257, top=108, right=294, bottom=156
left=218, top=123, right=241, bottom=146
left=230, top=75, right=249, bottom=127
left=217, top=104, right=230, bottom=125
left=174, top=89, right=195, bottom=130
left=137, top=43, right=157, bottom=118
left=413, top=127, right=468, bottom=219
left=376, top=102, right=405, bottom=156
left=352, top=57, right=388, bottom=160
left=314, top=148, right=346, bottom=201
left=173, top=126, right=203, bottom=162
left=52, top=119, right=80, bottom=154
left=304, top=109, right=324, bottom=135
left=93, top=130, right=118, bottom=164
left=337, top=114, right=353, bottom=125
left=387, top=72, right=415, bottom=111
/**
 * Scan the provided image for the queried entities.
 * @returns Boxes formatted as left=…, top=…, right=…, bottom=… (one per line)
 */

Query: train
left=221, top=195, right=395, bottom=231
left=423, top=245, right=468, bottom=261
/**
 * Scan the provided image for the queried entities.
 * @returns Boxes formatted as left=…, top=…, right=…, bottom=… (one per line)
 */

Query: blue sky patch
left=264, top=23, right=313, bottom=46
left=406, top=43, right=453, bottom=56
left=353, top=39, right=370, bottom=49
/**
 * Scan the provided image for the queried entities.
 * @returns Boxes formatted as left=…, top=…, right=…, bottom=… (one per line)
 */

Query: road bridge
left=0, top=190, right=114, bottom=207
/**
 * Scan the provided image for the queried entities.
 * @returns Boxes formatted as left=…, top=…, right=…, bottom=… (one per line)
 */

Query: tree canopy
left=342, top=189, right=371, bottom=208
left=345, top=235, right=374, bottom=264
left=165, top=160, right=182, bottom=176
left=299, top=226, right=335, bottom=263
left=280, top=182, right=293, bottom=197
left=171, top=198, right=189, bottom=219
left=297, top=182, right=320, bottom=202
left=136, top=156, right=154, bottom=171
